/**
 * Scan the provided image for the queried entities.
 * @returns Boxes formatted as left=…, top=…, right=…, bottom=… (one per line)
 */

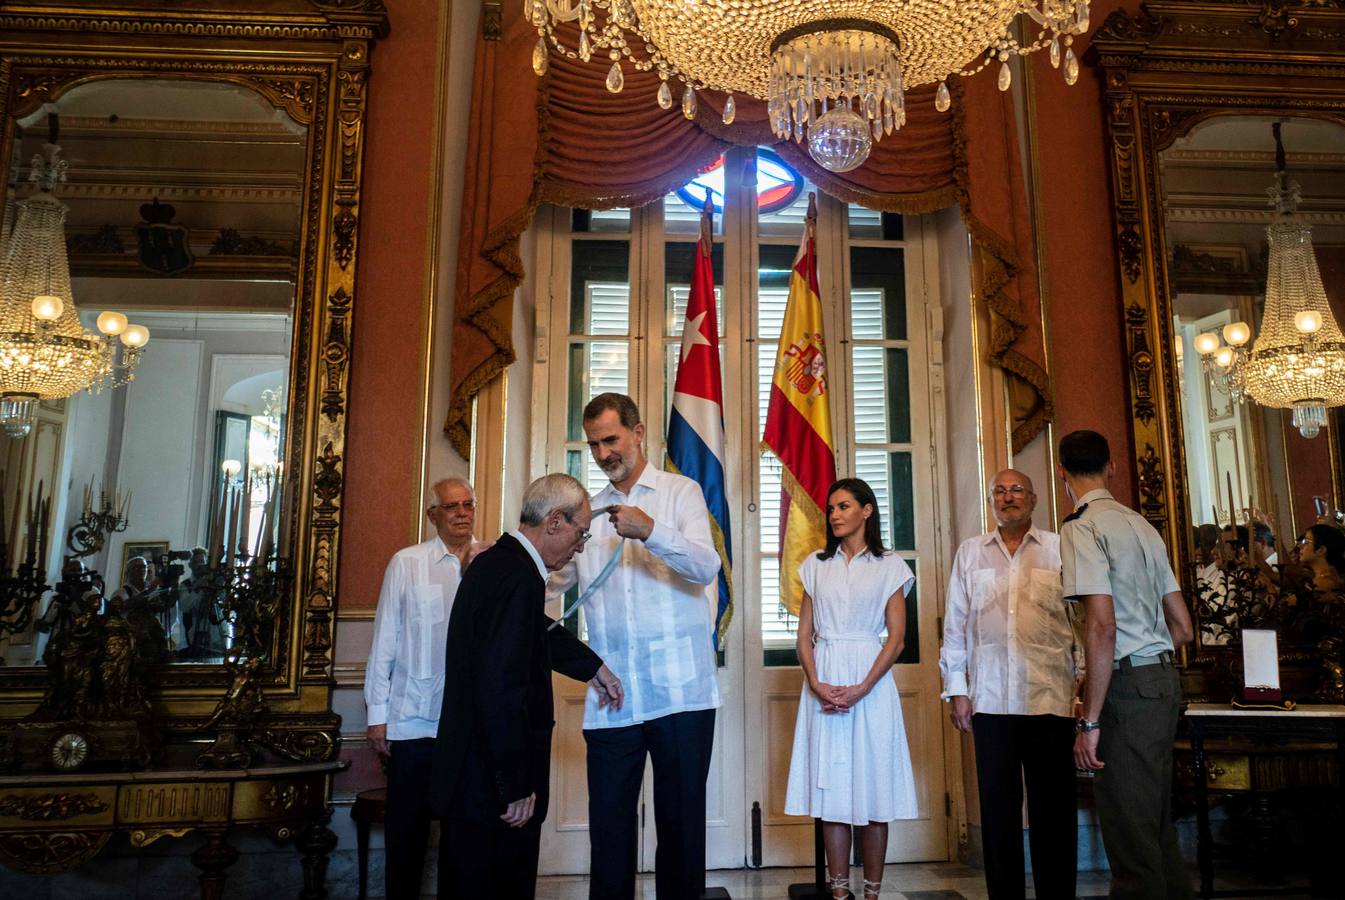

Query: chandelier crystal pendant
left=1193, top=123, right=1345, bottom=439
left=0, top=142, right=148, bottom=439
left=527, top=0, right=1091, bottom=171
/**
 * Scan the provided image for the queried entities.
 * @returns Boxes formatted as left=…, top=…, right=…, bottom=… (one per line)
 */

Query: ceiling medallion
left=528, top=0, right=1090, bottom=172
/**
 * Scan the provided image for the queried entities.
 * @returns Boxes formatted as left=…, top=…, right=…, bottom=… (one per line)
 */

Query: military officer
left=1057, top=430, right=1194, bottom=900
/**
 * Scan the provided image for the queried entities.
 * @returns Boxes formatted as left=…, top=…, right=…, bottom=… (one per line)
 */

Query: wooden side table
left=349, top=787, right=386, bottom=900
left=0, top=759, right=346, bottom=900
left=1185, top=704, right=1345, bottom=899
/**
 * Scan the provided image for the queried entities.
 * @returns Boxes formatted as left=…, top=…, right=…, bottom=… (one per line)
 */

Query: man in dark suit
left=432, top=473, right=623, bottom=900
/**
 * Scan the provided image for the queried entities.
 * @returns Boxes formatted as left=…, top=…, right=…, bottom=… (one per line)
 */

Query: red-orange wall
left=341, top=0, right=443, bottom=612
left=1030, top=0, right=1141, bottom=506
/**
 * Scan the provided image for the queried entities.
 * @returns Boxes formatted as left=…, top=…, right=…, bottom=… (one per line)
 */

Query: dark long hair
left=1308, top=523, right=1345, bottom=573
left=817, top=478, right=887, bottom=561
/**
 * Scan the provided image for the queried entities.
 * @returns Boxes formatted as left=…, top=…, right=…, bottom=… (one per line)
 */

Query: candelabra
left=195, top=551, right=290, bottom=769
left=0, top=476, right=51, bottom=639
left=64, top=480, right=130, bottom=560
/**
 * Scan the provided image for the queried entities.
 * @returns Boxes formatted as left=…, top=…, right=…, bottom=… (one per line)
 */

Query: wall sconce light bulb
left=1214, top=346, right=1235, bottom=369
left=1223, top=321, right=1252, bottom=347
left=120, top=324, right=150, bottom=348
left=1193, top=332, right=1221, bottom=356
left=222, top=459, right=243, bottom=478
left=96, top=310, right=128, bottom=335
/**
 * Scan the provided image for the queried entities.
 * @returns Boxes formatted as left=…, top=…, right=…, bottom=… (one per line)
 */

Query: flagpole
left=774, top=191, right=837, bottom=900
left=665, top=194, right=735, bottom=899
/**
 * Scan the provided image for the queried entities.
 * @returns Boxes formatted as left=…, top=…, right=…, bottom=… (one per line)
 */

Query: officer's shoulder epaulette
left=1063, top=502, right=1089, bottom=524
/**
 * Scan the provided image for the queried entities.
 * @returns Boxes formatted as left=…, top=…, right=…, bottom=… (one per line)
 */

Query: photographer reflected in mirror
left=112, top=554, right=185, bottom=660
left=179, top=547, right=229, bottom=660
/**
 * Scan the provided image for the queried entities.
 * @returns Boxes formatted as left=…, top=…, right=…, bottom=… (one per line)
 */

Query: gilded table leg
left=191, top=827, right=239, bottom=900
left=296, top=817, right=338, bottom=900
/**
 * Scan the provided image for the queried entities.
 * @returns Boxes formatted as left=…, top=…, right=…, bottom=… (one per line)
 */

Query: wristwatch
left=1075, top=718, right=1101, bottom=733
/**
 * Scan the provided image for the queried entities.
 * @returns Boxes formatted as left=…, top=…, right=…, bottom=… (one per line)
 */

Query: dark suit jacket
left=430, top=533, right=601, bottom=822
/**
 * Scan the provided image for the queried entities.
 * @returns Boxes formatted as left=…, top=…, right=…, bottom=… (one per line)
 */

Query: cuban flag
left=666, top=198, right=734, bottom=650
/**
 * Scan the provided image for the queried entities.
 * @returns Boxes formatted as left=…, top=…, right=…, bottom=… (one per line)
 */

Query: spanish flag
left=762, top=194, right=837, bottom=616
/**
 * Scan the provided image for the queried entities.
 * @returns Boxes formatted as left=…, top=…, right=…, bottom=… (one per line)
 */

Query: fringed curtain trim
left=446, top=8, right=1051, bottom=458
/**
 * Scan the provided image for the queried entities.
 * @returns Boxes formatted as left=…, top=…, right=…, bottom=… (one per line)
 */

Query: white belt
left=817, top=632, right=880, bottom=643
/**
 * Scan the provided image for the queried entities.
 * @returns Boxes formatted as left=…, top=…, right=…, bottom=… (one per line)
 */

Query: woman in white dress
left=785, top=478, right=918, bottom=899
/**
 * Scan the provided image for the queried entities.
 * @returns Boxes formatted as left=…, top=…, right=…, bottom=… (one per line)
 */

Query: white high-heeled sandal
left=863, top=877, right=882, bottom=898
left=828, top=872, right=852, bottom=899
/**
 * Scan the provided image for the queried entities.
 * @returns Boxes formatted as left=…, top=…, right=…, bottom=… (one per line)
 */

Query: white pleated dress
left=784, top=549, right=919, bottom=825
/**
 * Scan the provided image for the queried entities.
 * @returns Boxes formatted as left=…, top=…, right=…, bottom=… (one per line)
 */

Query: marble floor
left=518, top=864, right=1318, bottom=900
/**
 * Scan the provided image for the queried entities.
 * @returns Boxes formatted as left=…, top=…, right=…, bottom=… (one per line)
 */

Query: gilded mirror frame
left=1092, top=0, right=1345, bottom=669
left=0, top=0, right=387, bottom=759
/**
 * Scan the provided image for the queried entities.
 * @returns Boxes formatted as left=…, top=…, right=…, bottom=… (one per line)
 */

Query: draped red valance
left=446, top=6, right=1052, bottom=457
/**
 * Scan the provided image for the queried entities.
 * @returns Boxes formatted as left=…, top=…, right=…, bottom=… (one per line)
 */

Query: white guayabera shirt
left=364, top=536, right=479, bottom=740
left=939, top=526, right=1080, bottom=717
left=549, top=464, right=722, bottom=729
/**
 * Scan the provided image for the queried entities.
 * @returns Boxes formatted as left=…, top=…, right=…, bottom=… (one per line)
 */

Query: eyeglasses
left=428, top=500, right=476, bottom=513
left=991, top=485, right=1030, bottom=498
left=563, top=512, right=592, bottom=543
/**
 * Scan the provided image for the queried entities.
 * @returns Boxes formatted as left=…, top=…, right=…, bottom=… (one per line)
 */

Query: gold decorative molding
left=128, top=826, right=192, bottom=848
left=0, top=791, right=107, bottom=821
left=0, top=830, right=109, bottom=874
left=118, top=783, right=230, bottom=822
left=332, top=204, right=357, bottom=270
left=0, top=762, right=345, bottom=880
left=321, top=287, right=354, bottom=421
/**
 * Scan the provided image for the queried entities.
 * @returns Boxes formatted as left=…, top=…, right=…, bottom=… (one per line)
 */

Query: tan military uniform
left=1061, top=488, right=1192, bottom=900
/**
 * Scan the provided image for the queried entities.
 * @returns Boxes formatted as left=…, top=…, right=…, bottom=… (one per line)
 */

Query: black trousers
left=386, top=738, right=436, bottom=900
left=438, top=814, right=543, bottom=900
left=584, top=708, right=716, bottom=900
left=971, top=713, right=1077, bottom=900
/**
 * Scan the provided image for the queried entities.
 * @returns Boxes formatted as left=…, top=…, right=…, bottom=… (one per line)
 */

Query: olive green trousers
left=1094, top=660, right=1193, bottom=900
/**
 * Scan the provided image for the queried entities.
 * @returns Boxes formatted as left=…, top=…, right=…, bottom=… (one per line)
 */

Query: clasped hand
left=811, top=680, right=866, bottom=713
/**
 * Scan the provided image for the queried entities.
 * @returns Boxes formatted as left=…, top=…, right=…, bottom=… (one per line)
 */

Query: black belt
left=1112, top=650, right=1173, bottom=672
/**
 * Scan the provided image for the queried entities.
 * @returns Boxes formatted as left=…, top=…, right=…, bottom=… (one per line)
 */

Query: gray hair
left=428, top=477, right=473, bottom=502
left=519, top=473, right=588, bottom=526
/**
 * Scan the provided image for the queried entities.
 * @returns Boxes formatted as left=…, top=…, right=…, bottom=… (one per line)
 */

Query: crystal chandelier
left=1193, top=123, right=1345, bottom=439
left=527, top=0, right=1090, bottom=172
left=0, top=139, right=148, bottom=438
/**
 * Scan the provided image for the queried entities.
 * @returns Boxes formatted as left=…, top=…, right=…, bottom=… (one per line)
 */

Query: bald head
left=988, top=468, right=1037, bottom=531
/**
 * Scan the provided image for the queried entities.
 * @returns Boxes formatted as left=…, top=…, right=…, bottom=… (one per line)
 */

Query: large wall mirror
left=0, top=78, right=303, bottom=669
left=1164, top=116, right=1345, bottom=571
left=1094, top=0, right=1345, bottom=667
left=0, top=2, right=385, bottom=758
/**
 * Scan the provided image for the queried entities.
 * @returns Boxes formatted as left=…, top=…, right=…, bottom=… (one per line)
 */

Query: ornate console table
left=0, top=759, right=345, bottom=899
left=1183, top=704, right=1345, bottom=899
